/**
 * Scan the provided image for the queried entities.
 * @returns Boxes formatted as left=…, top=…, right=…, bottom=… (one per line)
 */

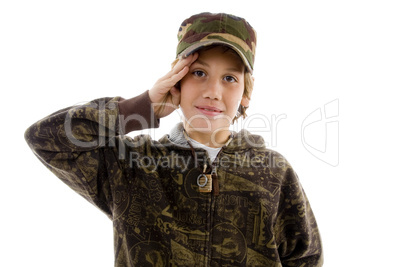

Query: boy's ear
left=241, top=95, right=250, bottom=107
left=241, top=76, right=254, bottom=107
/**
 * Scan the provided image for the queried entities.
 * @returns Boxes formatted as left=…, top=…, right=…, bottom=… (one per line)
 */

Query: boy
left=26, top=12, right=323, bottom=266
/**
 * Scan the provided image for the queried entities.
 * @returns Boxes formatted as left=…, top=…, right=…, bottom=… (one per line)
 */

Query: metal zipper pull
left=198, top=164, right=212, bottom=193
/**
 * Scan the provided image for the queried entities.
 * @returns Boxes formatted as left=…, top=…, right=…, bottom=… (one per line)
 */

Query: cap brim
left=179, top=40, right=253, bottom=74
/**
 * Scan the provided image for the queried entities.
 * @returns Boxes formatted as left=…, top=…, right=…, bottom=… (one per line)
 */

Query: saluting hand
left=149, top=53, right=199, bottom=118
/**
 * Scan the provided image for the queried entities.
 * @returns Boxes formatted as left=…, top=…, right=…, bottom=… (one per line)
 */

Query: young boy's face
left=180, top=46, right=248, bottom=137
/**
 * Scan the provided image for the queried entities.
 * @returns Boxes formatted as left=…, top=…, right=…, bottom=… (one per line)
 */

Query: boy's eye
left=223, top=76, right=237, bottom=83
left=193, top=70, right=206, bottom=77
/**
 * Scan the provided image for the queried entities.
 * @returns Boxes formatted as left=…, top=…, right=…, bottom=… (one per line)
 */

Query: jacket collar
left=159, top=122, right=266, bottom=153
left=167, top=123, right=190, bottom=148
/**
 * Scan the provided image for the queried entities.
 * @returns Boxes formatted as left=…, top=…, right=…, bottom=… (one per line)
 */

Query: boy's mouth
left=196, top=106, right=223, bottom=116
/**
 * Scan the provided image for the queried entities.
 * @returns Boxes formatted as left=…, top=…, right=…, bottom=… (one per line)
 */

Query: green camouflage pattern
left=177, top=12, right=257, bottom=72
left=25, top=92, right=323, bottom=266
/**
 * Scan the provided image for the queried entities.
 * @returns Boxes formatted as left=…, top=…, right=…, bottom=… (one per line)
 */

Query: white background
left=1, top=0, right=401, bottom=266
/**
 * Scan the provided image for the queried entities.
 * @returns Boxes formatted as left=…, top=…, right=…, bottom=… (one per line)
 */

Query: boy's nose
left=203, top=79, right=222, bottom=100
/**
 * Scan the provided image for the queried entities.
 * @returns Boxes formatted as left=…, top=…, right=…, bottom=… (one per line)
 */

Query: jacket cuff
left=118, top=90, right=160, bottom=134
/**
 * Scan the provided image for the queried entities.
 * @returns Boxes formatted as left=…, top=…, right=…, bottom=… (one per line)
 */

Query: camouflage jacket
left=25, top=91, right=323, bottom=266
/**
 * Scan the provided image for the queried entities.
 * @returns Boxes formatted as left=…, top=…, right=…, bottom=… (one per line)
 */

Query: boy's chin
left=183, top=119, right=231, bottom=134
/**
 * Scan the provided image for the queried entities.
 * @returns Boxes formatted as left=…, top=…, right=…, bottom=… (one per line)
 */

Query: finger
left=157, top=66, right=188, bottom=93
left=173, top=65, right=189, bottom=81
left=166, top=53, right=198, bottom=85
left=155, top=60, right=187, bottom=85
left=173, top=53, right=198, bottom=73
left=152, top=53, right=199, bottom=98
left=186, top=52, right=199, bottom=66
left=167, top=59, right=193, bottom=83
left=158, top=53, right=198, bottom=84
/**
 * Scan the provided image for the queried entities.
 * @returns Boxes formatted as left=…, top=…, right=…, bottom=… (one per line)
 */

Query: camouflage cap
left=176, top=12, right=257, bottom=73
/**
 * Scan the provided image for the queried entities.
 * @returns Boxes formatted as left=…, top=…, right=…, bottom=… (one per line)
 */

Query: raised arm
left=25, top=92, right=158, bottom=218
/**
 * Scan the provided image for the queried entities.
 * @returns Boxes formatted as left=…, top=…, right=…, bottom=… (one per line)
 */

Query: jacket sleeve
left=24, top=90, right=159, bottom=218
left=274, top=163, right=324, bottom=266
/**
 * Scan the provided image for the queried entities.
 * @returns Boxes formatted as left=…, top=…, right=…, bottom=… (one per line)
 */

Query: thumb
left=170, top=87, right=181, bottom=107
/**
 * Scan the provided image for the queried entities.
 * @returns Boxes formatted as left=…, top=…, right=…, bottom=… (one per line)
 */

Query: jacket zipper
left=206, top=148, right=226, bottom=265
left=211, top=148, right=224, bottom=196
